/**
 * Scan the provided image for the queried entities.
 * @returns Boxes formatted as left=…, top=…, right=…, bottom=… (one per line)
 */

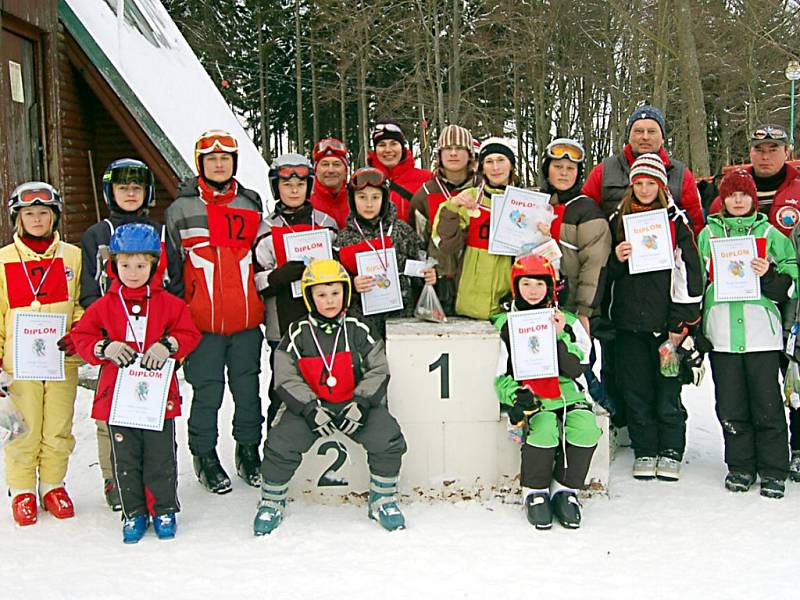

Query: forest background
left=161, top=0, right=800, bottom=186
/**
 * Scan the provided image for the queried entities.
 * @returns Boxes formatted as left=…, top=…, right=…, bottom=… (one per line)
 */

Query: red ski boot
left=41, top=487, right=75, bottom=519
left=12, top=493, right=38, bottom=526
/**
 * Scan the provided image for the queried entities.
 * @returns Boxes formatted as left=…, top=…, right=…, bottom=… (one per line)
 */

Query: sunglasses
left=546, top=141, right=585, bottom=163
left=752, top=126, right=788, bottom=141
left=275, top=165, right=312, bottom=180
left=196, top=131, right=238, bottom=153
left=349, top=168, right=386, bottom=190
left=313, top=138, right=348, bottom=159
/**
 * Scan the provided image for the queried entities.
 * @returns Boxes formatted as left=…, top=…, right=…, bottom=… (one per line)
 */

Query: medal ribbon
left=307, top=318, right=349, bottom=384
left=117, top=285, right=150, bottom=352
left=15, top=243, right=62, bottom=307
left=354, top=220, right=389, bottom=272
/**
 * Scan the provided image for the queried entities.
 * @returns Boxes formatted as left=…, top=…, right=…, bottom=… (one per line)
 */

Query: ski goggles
left=195, top=130, right=238, bottom=154
left=373, top=123, right=403, bottom=135
left=545, top=139, right=585, bottom=163
left=751, top=125, right=788, bottom=144
left=109, top=165, right=152, bottom=185
left=274, top=164, right=312, bottom=180
left=313, top=138, right=348, bottom=161
left=12, top=187, right=60, bottom=206
left=349, top=168, right=387, bottom=190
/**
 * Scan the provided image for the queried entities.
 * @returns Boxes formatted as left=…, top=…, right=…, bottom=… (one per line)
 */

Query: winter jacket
left=606, top=203, right=703, bottom=334
left=433, top=184, right=513, bottom=320
left=273, top=314, right=389, bottom=417
left=252, top=201, right=338, bottom=342
left=165, top=177, right=264, bottom=335
left=337, top=201, right=424, bottom=337
left=80, top=212, right=183, bottom=308
left=697, top=212, right=797, bottom=353
left=310, top=181, right=349, bottom=230
left=582, top=145, right=704, bottom=235
left=367, top=148, right=433, bottom=223
left=70, top=279, right=201, bottom=421
left=493, top=307, right=590, bottom=412
left=0, top=233, right=83, bottom=374
left=708, top=163, right=800, bottom=237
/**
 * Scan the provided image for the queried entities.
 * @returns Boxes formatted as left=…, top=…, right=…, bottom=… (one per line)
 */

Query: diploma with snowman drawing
left=622, top=209, right=674, bottom=274
left=284, top=229, right=333, bottom=298
left=489, top=187, right=552, bottom=256
left=507, top=308, right=559, bottom=380
left=355, top=247, right=403, bottom=316
left=110, top=356, right=176, bottom=432
left=13, top=312, right=66, bottom=381
left=710, top=236, right=760, bottom=302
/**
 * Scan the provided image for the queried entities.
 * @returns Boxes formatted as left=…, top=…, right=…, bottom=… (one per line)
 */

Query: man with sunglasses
left=165, top=130, right=265, bottom=495
left=582, top=105, right=704, bottom=236
left=310, top=138, right=350, bottom=229
left=367, top=117, right=432, bottom=223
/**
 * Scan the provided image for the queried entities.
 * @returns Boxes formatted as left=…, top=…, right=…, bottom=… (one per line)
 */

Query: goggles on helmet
left=17, top=187, right=58, bottom=206
left=349, top=168, right=387, bottom=191
left=275, top=165, right=312, bottom=180
left=313, top=138, right=348, bottom=161
left=751, top=125, right=788, bottom=142
left=196, top=131, right=238, bottom=154
left=545, top=139, right=585, bottom=163
left=110, top=165, right=151, bottom=185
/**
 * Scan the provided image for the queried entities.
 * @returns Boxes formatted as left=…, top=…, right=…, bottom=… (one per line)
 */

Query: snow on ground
left=1, top=353, right=798, bottom=599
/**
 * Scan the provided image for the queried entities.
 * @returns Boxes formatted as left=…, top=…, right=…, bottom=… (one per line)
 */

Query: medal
left=31, top=299, right=41, bottom=309
left=467, top=208, right=481, bottom=218
left=132, top=304, right=141, bottom=315
left=15, top=243, right=61, bottom=311
left=326, top=375, right=338, bottom=388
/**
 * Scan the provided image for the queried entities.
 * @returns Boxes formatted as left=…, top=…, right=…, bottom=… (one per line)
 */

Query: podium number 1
left=428, top=353, right=450, bottom=399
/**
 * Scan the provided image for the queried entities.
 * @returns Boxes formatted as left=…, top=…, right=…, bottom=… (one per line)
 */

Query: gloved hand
left=304, top=401, right=336, bottom=437
left=141, top=336, right=178, bottom=371
left=337, top=400, right=369, bottom=436
left=94, top=339, right=137, bottom=368
left=506, top=387, right=540, bottom=426
left=658, top=340, right=680, bottom=378
left=57, top=333, right=77, bottom=357
left=677, top=336, right=705, bottom=386
left=267, top=260, right=306, bottom=288
left=0, top=369, right=13, bottom=394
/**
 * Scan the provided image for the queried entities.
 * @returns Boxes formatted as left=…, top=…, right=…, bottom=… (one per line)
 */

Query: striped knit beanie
left=630, top=153, right=668, bottom=189
left=437, top=125, right=474, bottom=154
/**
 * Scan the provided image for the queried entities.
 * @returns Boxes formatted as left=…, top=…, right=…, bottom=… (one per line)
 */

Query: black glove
left=267, top=260, right=306, bottom=289
left=57, top=333, right=77, bottom=357
left=304, top=401, right=336, bottom=437
left=677, top=336, right=705, bottom=386
left=507, top=387, right=540, bottom=425
left=336, top=400, right=369, bottom=436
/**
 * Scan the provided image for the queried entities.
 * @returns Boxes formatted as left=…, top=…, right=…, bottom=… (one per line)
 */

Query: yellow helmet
left=300, top=259, right=352, bottom=313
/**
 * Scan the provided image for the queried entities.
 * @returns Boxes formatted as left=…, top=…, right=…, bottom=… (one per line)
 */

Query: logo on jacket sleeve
left=64, top=266, right=74, bottom=281
left=776, top=205, right=800, bottom=230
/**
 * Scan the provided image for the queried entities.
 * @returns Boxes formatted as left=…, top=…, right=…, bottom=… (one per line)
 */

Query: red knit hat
left=718, top=169, right=757, bottom=203
left=630, top=153, right=668, bottom=189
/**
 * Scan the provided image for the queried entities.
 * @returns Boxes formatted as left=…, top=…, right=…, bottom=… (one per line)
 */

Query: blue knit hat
left=626, top=105, right=666, bottom=138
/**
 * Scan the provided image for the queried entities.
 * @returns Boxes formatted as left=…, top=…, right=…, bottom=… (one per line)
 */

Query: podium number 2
left=317, top=441, right=348, bottom=487
left=428, top=353, right=450, bottom=399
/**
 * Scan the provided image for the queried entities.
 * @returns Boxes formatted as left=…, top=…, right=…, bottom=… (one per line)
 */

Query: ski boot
left=40, top=486, right=75, bottom=519
left=524, top=491, right=552, bottom=530
left=724, top=471, right=755, bottom=493
left=193, top=450, right=232, bottom=494
left=655, top=451, right=682, bottom=481
left=760, top=477, right=785, bottom=499
left=254, top=481, right=288, bottom=536
left=153, top=513, right=177, bottom=540
left=633, top=456, right=657, bottom=480
left=235, top=443, right=262, bottom=488
left=368, top=474, right=405, bottom=531
left=104, top=479, right=122, bottom=511
left=790, top=451, right=800, bottom=483
left=551, top=491, right=582, bottom=529
left=122, top=514, right=149, bottom=544
left=11, top=492, right=37, bottom=526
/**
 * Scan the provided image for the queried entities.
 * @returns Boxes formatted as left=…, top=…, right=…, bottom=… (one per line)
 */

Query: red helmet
left=510, top=254, right=557, bottom=304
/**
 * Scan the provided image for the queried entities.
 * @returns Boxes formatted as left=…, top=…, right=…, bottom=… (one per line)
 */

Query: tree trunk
left=415, top=41, right=431, bottom=169
left=357, top=31, right=369, bottom=165
left=339, top=67, right=347, bottom=142
left=257, top=17, right=271, bottom=162
left=652, top=0, right=671, bottom=109
left=448, top=0, right=461, bottom=123
left=294, top=0, right=304, bottom=152
left=311, top=44, right=320, bottom=144
left=432, top=0, right=445, bottom=132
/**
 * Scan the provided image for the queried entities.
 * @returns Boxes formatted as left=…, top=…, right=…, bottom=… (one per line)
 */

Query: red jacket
left=708, top=163, right=800, bottom=237
left=582, top=145, right=704, bottom=236
left=310, top=181, right=349, bottom=229
left=368, top=148, right=432, bottom=223
left=71, top=279, right=201, bottom=421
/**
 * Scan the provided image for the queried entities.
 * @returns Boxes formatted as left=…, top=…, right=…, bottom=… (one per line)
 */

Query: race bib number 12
left=207, top=204, right=260, bottom=249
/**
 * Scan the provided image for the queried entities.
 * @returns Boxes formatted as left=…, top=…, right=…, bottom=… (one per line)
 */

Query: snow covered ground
left=1, top=354, right=798, bottom=599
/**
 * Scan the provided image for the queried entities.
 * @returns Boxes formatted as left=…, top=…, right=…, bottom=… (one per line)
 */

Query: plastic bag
left=0, top=394, right=29, bottom=448
left=784, top=361, right=800, bottom=409
left=658, top=340, right=680, bottom=377
left=414, top=257, right=447, bottom=323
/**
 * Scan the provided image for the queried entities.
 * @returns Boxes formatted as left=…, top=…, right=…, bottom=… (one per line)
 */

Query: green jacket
left=697, top=212, right=797, bottom=353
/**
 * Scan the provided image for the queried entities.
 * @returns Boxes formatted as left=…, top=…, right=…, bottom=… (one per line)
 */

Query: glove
left=506, top=387, right=540, bottom=426
left=337, top=400, right=369, bottom=436
left=267, top=260, right=306, bottom=288
left=141, top=336, right=178, bottom=371
left=304, top=401, right=336, bottom=437
left=57, top=333, right=77, bottom=357
left=658, top=340, right=680, bottom=378
left=677, top=336, right=705, bottom=386
left=0, top=369, right=12, bottom=394
left=94, top=339, right=137, bottom=368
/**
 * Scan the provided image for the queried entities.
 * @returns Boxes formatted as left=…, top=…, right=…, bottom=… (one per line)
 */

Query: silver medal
left=326, top=375, right=338, bottom=387
left=131, top=304, right=142, bottom=315
left=31, top=300, right=41, bottom=309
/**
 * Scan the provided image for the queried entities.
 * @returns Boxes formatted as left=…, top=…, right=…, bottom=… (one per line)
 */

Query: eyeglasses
left=349, top=168, right=387, bottom=190
left=196, top=131, right=238, bottom=154
left=313, top=138, right=348, bottom=160
left=751, top=126, right=788, bottom=141
left=275, top=165, right=312, bottom=180
left=546, top=139, right=585, bottom=163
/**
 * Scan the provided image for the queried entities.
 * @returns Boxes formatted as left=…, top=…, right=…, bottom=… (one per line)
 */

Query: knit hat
left=372, top=118, right=406, bottom=147
left=626, top=105, right=666, bottom=138
left=630, top=153, right=668, bottom=189
left=479, top=137, right=516, bottom=167
left=437, top=125, right=474, bottom=153
left=718, top=169, right=757, bottom=202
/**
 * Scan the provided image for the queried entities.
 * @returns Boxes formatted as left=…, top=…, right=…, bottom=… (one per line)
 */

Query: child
left=254, top=259, right=407, bottom=535
left=0, top=182, right=83, bottom=526
left=607, top=153, right=703, bottom=481
left=433, top=137, right=517, bottom=320
left=71, top=223, right=201, bottom=542
left=337, top=167, right=435, bottom=339
left=79, top=158, right=183, bottom=511
left=253, top=153, right=338, bottom=428
left=493, top=254, right=601, bottom=529
left=698, top=169, right=796, bottom=498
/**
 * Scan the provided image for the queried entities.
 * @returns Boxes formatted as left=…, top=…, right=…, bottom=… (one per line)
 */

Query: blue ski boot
left=253, top=481, right=288, bottom=536
left=368, top=474, right=405, bottom=531
left=153, top=513, right=177, bottom=540
left=122, top=514, right=149, bottom=544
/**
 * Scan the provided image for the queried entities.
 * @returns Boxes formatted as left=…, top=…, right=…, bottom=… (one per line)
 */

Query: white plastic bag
left=414, top=256, right=447, bottom=323
left=784, top=361, right=800, bottom=409
left=0, top=394, right=29, bottom=448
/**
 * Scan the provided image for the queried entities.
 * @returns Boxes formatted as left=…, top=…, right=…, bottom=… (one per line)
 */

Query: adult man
left=367, top=117, right=432, bottom=223
left=309, top=137, right=350, bottom=229
left=582, top=105, right=704, bottom=235
left=166, top=130, right=265, bottom=494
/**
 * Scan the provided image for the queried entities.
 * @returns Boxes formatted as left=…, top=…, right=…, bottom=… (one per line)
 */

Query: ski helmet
left=8, top=181, right=62, bottom=228
left=268, top=153, right=314, bottom=201
left=510, top=254, right=557, bottom=308
left=542, top=138, right=585, bottom=192
left=109, top=222, right=161, bottom=257
left=300, top=259, right=352, bottom=314
left=194, top=130, right=239, bottom=180
left=102, top=158, right=155, bottom=211
left=347, top=167, right=390, bottom=219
